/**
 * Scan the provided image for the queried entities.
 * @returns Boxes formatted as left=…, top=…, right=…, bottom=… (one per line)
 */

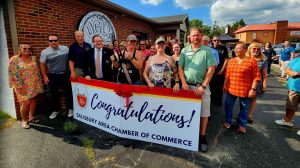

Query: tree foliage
left=189, top=19, right=211, bottom=35
left=230, top=19, right=247, bottom=36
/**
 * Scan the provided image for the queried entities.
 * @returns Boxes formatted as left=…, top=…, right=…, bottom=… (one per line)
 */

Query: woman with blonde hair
left=246, top=42, right=267, bottom=123
left=8, top=43, right=44, bottom=129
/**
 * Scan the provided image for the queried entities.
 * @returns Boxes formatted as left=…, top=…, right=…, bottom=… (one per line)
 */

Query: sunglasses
left=213, top=40, right=220, bottom=42
left=252, top=48, right=261, bottom=51
left=49, top=40, right=58, bottom=42
left=22, top=48, right=32, bottom=50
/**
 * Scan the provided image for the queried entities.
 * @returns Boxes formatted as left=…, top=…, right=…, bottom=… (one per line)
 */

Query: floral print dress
left=8, top=55, right=44, bottom=102
left=148, top=56, right=176, bottom=88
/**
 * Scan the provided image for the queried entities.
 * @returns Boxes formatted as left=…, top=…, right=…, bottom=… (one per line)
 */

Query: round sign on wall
left=78, top=11, right=117, bottom=46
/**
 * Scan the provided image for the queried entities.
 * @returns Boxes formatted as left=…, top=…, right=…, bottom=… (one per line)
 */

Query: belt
left=187, top=82, right=201, bottom=87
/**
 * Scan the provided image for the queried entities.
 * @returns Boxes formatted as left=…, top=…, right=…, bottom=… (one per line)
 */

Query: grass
left=0, top=112, right=10, bottom=122
left=80, top=136, right=96, bottom=165
left=0, top=112, right=16, bottom=129
left=63, top=121, right=78, bottom=133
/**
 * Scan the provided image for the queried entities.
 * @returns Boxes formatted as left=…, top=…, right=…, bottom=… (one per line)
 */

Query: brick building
left=0, top=0, right=189, bottom=118
left=234, top=20, right=300, bottom=45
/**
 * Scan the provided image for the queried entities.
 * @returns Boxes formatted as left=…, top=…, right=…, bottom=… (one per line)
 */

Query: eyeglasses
left=252, top=48, right=261, bottom=51
left=49, top=40, right=58, bottom=42
left=22, top=48, right=31, bottom=50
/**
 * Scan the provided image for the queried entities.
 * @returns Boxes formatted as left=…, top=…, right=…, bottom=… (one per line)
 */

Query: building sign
left=78, top=11, right=117, bottom=45
left=290, top=31, right=300, bottom=36
left=71, top=78, right=202, bottom=151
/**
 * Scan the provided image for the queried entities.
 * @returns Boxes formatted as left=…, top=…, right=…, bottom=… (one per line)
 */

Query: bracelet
left=201, top=85, right=207, bottom=89
left=251, top=88, right=257, bottom=91
left=175, top=81, right=179, bottom=83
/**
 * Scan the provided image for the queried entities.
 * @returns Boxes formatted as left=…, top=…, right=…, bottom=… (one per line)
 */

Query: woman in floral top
left=246, top=42, right=267, bottom=123
left=8, top=44, right=44, bottom=129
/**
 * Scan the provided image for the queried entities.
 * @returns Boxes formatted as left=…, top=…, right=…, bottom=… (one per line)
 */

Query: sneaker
left=238, top=126, right=246, bottom=134
left=199, top=135, right=208, bottom=153
left=49, top=111, right=59, bottom=119
left=68, top=109, right=74, bottom=117
left=274, top=119, right=293, bottom=127
left=297, top=130, right=300, bottom=136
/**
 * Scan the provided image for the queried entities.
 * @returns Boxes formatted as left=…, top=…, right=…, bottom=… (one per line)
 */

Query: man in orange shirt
left=223, top=43, right=260, bottom=133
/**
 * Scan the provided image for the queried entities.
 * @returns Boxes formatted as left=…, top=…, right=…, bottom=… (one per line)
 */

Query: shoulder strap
left=121, top=63, right=132, bottom=84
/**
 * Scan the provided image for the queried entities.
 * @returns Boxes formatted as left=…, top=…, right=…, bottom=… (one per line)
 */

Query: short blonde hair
left=246, top=42, right=265, bottom=60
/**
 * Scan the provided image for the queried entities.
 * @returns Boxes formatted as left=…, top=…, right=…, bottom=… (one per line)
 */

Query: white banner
left=72, top=79, right=201, bottom=151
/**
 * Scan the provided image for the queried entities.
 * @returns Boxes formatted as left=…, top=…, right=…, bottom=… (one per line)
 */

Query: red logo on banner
left=77, top=94, right=87, bottom=108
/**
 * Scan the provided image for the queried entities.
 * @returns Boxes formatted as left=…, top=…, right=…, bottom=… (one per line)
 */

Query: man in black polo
left=210, top=36, right=229, bottom=106
left=69, top=31, right=92, bottom=80
left=85, top=35, right=115, bottom=81
left=40, top=35, right=73, bottom=119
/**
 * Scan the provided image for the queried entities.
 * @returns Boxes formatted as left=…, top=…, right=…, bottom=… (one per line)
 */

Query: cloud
left=174, top=0, right=212, bottom=9
left=211, top=0, right=300, bottom=26
left=140, top=0, right=164, bottom=6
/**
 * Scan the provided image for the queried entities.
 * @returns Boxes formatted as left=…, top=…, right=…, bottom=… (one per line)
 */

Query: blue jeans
left=266, top=60, right=272, bottom=74
left=224, top=92, right=250, bottom=127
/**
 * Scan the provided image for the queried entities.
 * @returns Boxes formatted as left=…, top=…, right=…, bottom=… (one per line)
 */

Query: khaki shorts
left=286, top=90, right=300, bottom=111
left=189, top=85, right=211, bottom=117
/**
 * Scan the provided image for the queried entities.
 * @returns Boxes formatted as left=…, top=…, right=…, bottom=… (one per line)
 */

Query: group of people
left=8, top=27, right=300, bottom=153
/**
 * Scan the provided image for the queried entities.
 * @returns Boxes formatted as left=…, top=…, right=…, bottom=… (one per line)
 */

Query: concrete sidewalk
left=0, top=64, right=299, bottom=168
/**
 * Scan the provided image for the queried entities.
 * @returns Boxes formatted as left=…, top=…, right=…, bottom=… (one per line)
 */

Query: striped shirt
left=225, top=57, right=261, bottom=97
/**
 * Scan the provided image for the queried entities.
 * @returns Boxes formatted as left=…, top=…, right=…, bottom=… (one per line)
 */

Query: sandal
left=223, top=122, right=230, bottom=129
left=22, top=122, right=31, bottom=129
left=238, top=126, right=246, bottom=134
left=28, top=118, right=40, bottom=123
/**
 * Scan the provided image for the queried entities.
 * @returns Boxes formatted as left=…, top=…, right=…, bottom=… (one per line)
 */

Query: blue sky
left=110, top=0, right=212, bottom=25
left=109, top=0, right=300, bottom=26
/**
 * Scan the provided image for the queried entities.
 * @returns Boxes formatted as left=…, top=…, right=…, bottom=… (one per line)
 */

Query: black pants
left=210, top=73, right=225, bottom=105
left=48, top=73, right=73, bottom=111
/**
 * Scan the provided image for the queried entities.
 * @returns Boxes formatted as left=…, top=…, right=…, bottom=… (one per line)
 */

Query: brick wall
left=13, top=0, right=156, bottom=55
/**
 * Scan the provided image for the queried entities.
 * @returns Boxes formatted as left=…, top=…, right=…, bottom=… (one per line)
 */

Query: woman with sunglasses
left=246, top=42, right=267, bottom=123
left=8, top=43, right=44, bottom=129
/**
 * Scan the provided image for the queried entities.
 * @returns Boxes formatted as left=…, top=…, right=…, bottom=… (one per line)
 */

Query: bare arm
left=262, top=67, right=267, bottom=92
left=291, top=52, right=295, bottom=60
left=217, top=58, right=228, bottom=75
left=178, top=64, right=188, bottom=90
left=69, top=60, right=76, bottom=80
left=143, top=60, right=154, bottom=88
left=194, top=66, right=215, bottom=96
left=131, top=51, right=143, bottom=70
left=40, top=62, right=49, bottom=84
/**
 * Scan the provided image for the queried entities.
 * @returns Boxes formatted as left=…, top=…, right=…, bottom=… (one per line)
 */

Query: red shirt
left=225, top=57, right=261, bottom=97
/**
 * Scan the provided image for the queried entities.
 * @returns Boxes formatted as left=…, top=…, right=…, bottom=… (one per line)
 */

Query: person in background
left=107, top=43, right=114, bottom=50
left=280, top=41, right=295, bottom=78
left=223, top=43, right=260, bottom=134
left=262, top=42, right=276, bottom=77
left=178, top=27, right=217, bottom=153
left=164, top=40, right=172, bottom=56
left=69, top=31, right=92, bottom=79
left=144, top=45, right=157, bottom=64
left=144, top=37, right=179, bottom=90
left=114, top=35, right=143, bottom=85
left=210, top=36, right=229, bottom=106
left=9, top=43, right=44, bottom=129
left=171, top=43, right=181, bottom=87
left=40, top=35, right=73, bottom=119
left=184, top=35, right=191, bottom=47
left=246, top=42, right=267, bottom=123
left=275, top=56, right=300, bottom=136
left=85, top=35, right=115, bottom=81
left=202, top=36, right=219, bottom=64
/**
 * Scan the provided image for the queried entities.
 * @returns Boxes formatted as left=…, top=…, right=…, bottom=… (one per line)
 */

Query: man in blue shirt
left=280, top=41, right=295, bottom=78
left=275, top=57, right=300, bottom=136
left=69, top=31, right=92, bottom=80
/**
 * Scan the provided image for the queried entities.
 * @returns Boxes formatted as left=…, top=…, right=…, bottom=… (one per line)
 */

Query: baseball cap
left=127, top=35, right=137, bottom=41
left=155, top=36, right=165, bottom=44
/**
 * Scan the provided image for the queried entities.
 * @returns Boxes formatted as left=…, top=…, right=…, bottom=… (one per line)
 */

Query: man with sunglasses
left=40, top=35, right=73, bottom=119
left=210, top=36, right=229, bottom=106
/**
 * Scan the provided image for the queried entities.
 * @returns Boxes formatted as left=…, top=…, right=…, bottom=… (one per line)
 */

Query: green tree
left=230, top=19, right=247, bottom=36
left=189, top=19, right=211, bottom=35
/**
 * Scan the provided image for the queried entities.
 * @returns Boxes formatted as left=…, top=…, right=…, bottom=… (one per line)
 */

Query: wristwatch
left=251, top=88, right=257, bottom=91
left=201, top=85, right=207, bottom=89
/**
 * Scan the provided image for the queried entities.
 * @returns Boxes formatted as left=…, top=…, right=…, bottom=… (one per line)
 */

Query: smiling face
left=250, top=45, right=261, bottom=57
left=93, top=36, right=103, bottom=49
left=75, top=31, right=84, bottom=45
left=156, top=42, right=166, bottom=53
left=172, top=43, right=181, bottom=54
left=190, top=29, right=202, bottom=45
left=150, top=45, right=157, bottom=56
left=235, top=43, right=246, bottom=57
